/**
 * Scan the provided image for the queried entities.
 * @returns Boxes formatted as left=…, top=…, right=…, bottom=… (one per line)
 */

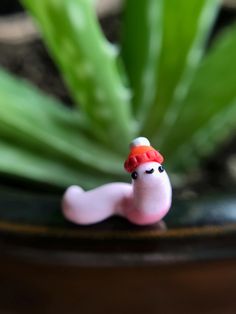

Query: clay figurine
left=62, top=137, right=172, bottom=225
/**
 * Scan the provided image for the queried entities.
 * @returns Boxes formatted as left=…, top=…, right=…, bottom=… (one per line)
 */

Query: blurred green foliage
left=0, top=0, right=235, bottom=188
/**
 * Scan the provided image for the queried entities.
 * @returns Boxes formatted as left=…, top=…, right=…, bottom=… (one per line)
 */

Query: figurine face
left=131, top=161, right=166, bottom=186
left=129, top=161, right=172, bottom=222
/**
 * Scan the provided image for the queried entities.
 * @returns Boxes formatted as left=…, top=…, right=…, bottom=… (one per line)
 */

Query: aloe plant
left=0, top=0, right=235, bottom=189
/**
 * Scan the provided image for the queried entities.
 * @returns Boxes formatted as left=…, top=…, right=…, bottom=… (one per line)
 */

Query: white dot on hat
left=130, top=137, right=150, bottom=148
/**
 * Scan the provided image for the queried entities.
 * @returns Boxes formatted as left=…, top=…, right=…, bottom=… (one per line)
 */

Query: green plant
left=0, top=0, right=236, bottom=189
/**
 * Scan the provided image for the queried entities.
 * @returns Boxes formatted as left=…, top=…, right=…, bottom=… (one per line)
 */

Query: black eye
left=145, top=168, right=154, bottom=174
left=158, top=165, right=164, bottom=173
left=131, top=171, right=138, bottom=180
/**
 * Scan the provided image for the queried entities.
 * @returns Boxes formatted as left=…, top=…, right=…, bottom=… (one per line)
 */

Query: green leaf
left=121, top=0, right=163, bottom=119
left=21, top=0, right=135, bottom=152
left=0, top=139, right=122, bottom=189
left=162, top=26, right=236, bottom=171
left=140, top=0, right=219, bottom=143
left=0, top=68, right=128, bottom=187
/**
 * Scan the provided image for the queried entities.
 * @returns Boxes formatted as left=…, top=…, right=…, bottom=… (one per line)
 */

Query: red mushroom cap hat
left=124, top=137, right=164, bottom=173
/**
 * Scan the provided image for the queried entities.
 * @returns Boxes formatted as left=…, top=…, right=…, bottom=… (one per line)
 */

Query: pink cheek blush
left=62, top=137, right=172, bottom=226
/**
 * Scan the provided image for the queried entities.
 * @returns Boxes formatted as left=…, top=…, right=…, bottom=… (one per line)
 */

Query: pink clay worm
left=62, top=137, right=172, bottom=225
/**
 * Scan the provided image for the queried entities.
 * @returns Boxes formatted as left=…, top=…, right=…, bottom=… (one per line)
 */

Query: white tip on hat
left=130, top=137, right=150, bottom=148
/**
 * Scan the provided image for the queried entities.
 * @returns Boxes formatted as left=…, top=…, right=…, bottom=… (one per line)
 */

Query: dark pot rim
left=0, top=186, right=236, bottom=267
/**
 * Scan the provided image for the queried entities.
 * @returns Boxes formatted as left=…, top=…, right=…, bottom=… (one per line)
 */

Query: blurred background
left=0, top=0, right=236, bottom=193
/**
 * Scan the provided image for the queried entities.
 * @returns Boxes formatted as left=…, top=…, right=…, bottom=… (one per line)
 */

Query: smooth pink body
left=62, top=162, right=172, bottom=225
